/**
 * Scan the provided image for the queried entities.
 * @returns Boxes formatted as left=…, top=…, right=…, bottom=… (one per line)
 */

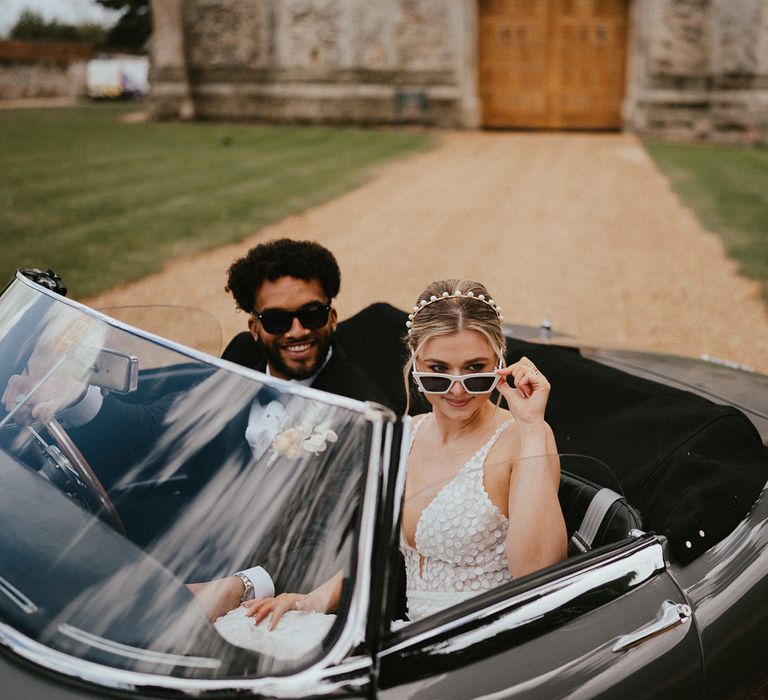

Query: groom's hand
left=187, top=577, right=244, bottom=622
left=2, top=373, right=87, bottom=425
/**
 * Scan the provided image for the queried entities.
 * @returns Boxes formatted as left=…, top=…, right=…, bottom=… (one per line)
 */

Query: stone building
left=0, top=41, right=93, bottom=100
left=149, top=0, right=768, bottom=142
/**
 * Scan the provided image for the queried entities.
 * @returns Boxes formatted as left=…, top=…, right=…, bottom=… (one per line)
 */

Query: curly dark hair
left=225, top=238, right=341, bottom=313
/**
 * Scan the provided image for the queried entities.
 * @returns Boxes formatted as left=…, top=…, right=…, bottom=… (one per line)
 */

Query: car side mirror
left=18, top=268, right=67, bottom=296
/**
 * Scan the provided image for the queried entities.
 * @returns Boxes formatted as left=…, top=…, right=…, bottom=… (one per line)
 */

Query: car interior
left=333, top=303, right=768, bottom=567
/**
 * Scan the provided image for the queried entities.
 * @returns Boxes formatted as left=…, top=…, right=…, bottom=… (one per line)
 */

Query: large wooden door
left=478, top=0, right=628, bottom=129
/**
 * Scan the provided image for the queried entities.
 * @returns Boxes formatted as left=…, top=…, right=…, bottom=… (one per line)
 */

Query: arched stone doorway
left=477, top=0, right=629, bottom=129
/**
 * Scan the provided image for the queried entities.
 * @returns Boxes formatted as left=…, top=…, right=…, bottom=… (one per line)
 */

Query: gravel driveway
left=85, top=131, right=768, bottom=374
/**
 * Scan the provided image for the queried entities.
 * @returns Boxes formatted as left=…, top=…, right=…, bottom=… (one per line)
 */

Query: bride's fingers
left=268, top=606, right=287, bottom=630
left=497, top=366, right=535, bottom=397
left=253, top=603, right=276, bottom=626
left=516, top=373, right=533, bottom=398
left=498, top=365, right=550, bottom=405
left=498, top=359, right=535, bottom=379
left=243, top=597, right=270, bottom=618
left=512, top=372, right=537, bottom=398
left=242, top=597, right=265, bottom=612
left=268, top=596, right=300, bottom=630
left=520, top=371, right=549, bottom=396
left=244, top=594, right=302, bottom=629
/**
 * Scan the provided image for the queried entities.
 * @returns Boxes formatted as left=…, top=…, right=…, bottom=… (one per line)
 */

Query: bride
left=244, top=279, right=567, bottom=626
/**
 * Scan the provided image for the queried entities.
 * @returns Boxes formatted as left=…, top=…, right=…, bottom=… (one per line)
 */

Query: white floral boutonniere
left=268, top=419, right=338, bottom=466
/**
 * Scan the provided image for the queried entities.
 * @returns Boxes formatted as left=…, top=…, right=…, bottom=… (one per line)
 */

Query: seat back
left=559, top=471, right=642, bottom=555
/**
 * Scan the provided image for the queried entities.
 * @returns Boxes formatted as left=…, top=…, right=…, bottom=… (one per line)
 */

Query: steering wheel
left=27, top=418, right=125, bottom=534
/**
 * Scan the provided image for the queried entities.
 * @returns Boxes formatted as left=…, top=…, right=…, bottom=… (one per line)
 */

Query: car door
left=376, top=536, right=703, bottom=698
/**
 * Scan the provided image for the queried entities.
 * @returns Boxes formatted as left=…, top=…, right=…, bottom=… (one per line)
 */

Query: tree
left=9, top=9, right=106, bottom=45
left=95, top=0, right=151, bottom=52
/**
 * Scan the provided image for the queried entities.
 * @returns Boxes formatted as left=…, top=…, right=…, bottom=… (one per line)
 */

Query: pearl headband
left=406, top=290, right=503, bottom=334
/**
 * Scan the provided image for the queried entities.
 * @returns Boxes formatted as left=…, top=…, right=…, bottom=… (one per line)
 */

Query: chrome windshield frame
left=7, top=271, right=370, bottom=414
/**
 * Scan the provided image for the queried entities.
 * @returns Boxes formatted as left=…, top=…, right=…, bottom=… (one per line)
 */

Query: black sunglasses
left=256, top=302, right=331, bottom=335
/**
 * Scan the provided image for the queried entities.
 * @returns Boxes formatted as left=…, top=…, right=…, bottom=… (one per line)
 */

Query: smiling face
left=416, top=329, right=499, bottom=419
left=249, top=276, right=337, bottom=380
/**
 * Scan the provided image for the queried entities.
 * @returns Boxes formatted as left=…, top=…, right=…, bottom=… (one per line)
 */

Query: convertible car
left=1, top=269, right=768, bottom=699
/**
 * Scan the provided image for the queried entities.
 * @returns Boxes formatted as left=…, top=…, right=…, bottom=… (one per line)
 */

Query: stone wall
left=0, top=41, right=91, bottom=100
left=149, top=0, right=478, bottom=127
left=149, top=0, right=767, bottom=140
left=625, top=0, right=768, bottom=142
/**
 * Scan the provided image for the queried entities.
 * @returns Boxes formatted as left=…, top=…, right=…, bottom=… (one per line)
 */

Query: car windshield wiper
left=57, top=624, right=222, bottom=670
left=0, top=574, right=37, bottom=614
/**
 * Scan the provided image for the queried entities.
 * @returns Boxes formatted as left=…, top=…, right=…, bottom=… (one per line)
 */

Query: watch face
left=237, top=573, right=255, bottom=601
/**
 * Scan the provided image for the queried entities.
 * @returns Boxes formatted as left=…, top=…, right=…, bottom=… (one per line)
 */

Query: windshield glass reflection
left=0, top=279, right=371, bottom=678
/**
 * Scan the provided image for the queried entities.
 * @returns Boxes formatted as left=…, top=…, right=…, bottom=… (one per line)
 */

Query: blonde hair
left=402, top=279, right=507, bottom=414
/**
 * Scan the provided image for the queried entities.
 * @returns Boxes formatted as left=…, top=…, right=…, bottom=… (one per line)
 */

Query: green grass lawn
left=644, top=142, right=768, bottom=298
left=1, top=103, right=431, bottom=297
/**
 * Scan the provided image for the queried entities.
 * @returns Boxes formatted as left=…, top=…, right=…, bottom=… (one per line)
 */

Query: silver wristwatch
left=234, top=572, right=254, bottom=602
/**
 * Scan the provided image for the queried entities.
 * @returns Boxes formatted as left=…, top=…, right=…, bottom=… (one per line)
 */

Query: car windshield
left=0, top=276, right=378, bottom=682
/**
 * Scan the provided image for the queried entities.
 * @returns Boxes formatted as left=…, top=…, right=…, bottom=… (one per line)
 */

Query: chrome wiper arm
left=0, top=574, right=38, bottom=614
left=58, top=624, right=221, bottom=669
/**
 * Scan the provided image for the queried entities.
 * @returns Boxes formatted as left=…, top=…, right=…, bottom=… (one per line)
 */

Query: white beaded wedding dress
left=401, top=417, right=514, bottom=621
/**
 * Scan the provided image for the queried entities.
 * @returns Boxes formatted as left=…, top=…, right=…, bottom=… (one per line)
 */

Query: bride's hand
left=496, top=356, right=550, bottom=427
left=243, top=591, right=326, bottom=631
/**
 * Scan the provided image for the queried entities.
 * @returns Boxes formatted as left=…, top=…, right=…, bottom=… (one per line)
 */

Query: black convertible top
left=226, top=303, right=768, bottom=564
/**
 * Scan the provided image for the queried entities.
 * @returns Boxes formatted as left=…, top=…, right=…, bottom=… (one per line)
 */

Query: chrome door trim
left=381, top=538, right=667, bottom=657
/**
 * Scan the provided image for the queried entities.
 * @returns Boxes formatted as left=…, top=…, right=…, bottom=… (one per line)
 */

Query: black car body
left=1, top=271, right=767, bottom=699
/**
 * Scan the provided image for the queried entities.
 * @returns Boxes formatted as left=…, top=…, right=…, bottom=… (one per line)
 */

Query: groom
left=188, top=238, right=392, bottom=618
left=222, top=238, right=390, bottom=405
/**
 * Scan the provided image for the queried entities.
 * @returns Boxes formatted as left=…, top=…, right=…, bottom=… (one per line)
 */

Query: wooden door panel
left=478, top=0, right=550, bottom=127
left=478, top=0, right=628, bottom=129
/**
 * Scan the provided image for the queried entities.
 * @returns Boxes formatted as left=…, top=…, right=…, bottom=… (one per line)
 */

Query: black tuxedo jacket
left=221, top=334, right=394, bottom=410
left=219, top=335, right=402, bottom=589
